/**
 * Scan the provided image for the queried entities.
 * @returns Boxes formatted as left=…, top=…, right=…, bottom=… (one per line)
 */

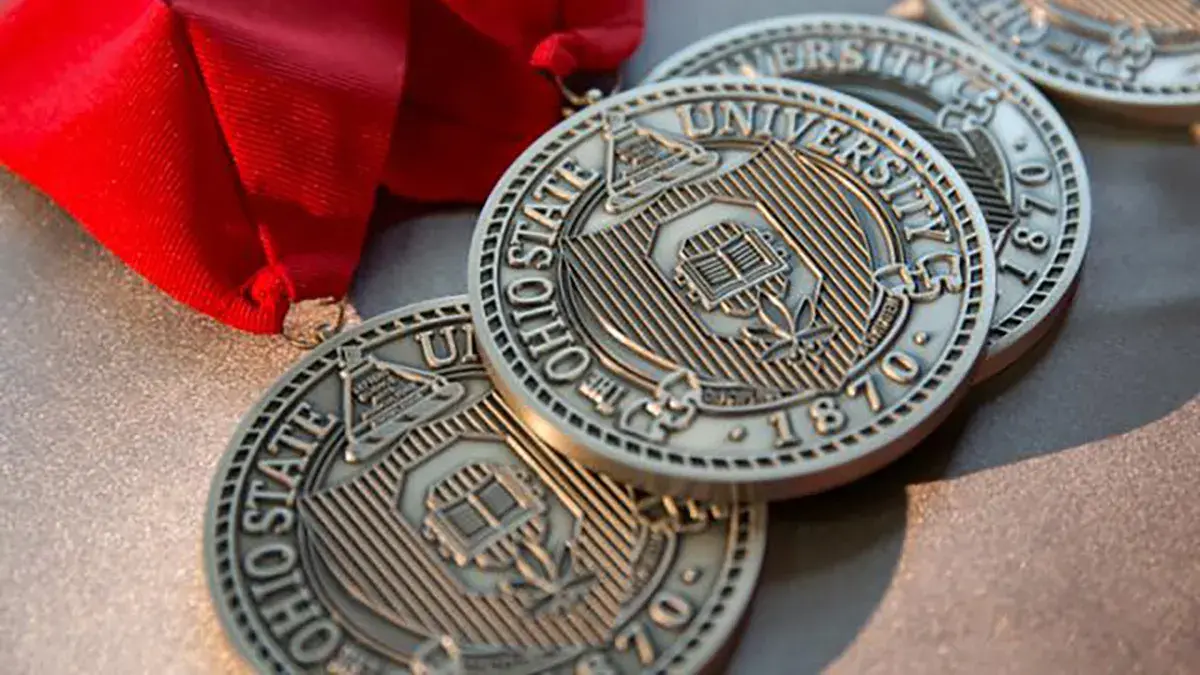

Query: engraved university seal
left=927, top=0, right=1200, bottom=126
left=204, top=297, right=765, bottom=674
left=469, top=77, right=997, bottom=500
left=644, top=15, right=1091, bottom=380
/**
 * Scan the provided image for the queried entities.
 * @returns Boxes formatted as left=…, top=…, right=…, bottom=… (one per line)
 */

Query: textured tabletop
left=1, top=0, right=1198, bottom=673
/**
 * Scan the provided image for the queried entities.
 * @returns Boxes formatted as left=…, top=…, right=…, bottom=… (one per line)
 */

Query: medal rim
left=203, top=295, right=768, bottom=674
left=468, top=76, right=997, bottom=501
left=641, top=13, right=1093, bottom=382
left=926, top=0, right=1200, bottom=117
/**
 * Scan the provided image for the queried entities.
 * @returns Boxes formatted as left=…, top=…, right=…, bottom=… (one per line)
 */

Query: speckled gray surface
left=0, top=173, right=286, bottom=674
left=1, top=1, right=1199, bottom=673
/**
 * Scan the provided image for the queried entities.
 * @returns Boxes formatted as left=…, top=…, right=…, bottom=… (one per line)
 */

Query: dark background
left=1, top=0, right=1197, bottom=672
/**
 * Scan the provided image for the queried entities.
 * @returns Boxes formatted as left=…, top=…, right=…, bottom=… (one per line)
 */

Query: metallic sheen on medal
left=645, top=15, right=1092, bottom=380
left=205, top=298, right=766, bottom=674
left=926, top=0, right=1200, bottom=127
left=469, top=78, right=997, bottom=501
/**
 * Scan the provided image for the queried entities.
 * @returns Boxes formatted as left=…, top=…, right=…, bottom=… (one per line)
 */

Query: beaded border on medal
left=205, top=297, right=768, bottom=675
left=641, top=15, right=1092, bottom=380
left=470, top=76, right=995, bottom=500
left=922, top=0, right=1200, bottom=137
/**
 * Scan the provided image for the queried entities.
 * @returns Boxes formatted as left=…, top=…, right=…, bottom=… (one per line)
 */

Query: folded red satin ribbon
left=0, top=0, right=644, bottom=332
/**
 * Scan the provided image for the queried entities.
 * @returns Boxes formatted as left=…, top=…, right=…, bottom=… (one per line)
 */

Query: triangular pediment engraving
left=337, top=345, right=465, bottom=462
left=603, top=111, right=720, bottom=214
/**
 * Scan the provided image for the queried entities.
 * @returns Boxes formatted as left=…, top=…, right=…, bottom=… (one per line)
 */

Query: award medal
left=205, top=298, right=766, bottom=674
left=646, top=15, right=1091, bottom=380
left=469, top=77, right=997, bottom=500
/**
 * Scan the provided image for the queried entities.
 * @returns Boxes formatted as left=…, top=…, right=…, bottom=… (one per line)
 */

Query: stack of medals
left=205, top=4, right=1200, bottom=673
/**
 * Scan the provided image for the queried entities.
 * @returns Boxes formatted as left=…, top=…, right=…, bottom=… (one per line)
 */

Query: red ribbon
left=0, top=0, right=644, bottom=332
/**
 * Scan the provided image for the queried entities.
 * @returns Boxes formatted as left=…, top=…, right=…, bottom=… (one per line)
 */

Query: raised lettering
left=808, top=397, right=847, bottom=435
left=977, top=0, right=1047, bottom=43
left=677, top=102, right=716, bottom=138
left=1014, top=161, right=1052, bottom=186
left=914, top=55, right=956, bottom=88
left=512, top=302, right=557, bottom=325
left=734, top=46, right=778, bottom=76
left=879, top=176, right=921, bottom=202
left=1010, top=225, right=1050, bottom=253
left=778, top=108, right=821, bottom=143
left=460, top=324, right=479, bottom=363
left=847, top=373, right=883, bottom=413
left=269, top=426, right=317, bottom=456
left=807, top=121, right=852, bottom=157
left=882, top=350, right=920, bottom=384
left=649, top=592, right=694, bottom=629
left=718, top=101, right=757, bottom=137
left=245, top=479, right=291, bottom=511
left=891, top=191, right=934, bottom=219
left=835, top=136, right=880, bottom=173
left=241, top=534, right=340, bottom=665
left=289, top=620, right=342, bottom=665
left=768, top=411, right=800, bottom=448
left=1000, top=259, right=1037, bottom=284
left=863, top=155, right=906, bottom=187
left=837, top=38, right=867, bottom=72
left=249, top=568, right=305, bottom=601
left=289, top=402, right=336, bottom=439
left=520, top=318, right=573, bottom=359
left=506, top=241, right=554, bottom=270
left=615, top=621, right=656, bottom=665
left=244, top=541, right=297, bottom=579
left=537, top=161, right=596, bottom=202
left=556, top=158, right=599, bottom=189
left=260, top=587, right=322, bottom=637
left=803, top=38, right=836, bottom=70
left=865, top=40, right=888, bottom=73
left=903, top=213, right=953, bottom=243
left=506, top=277, right=555, bottom=305
left=755, top=103, right=781, bottom=138
left=523, top=201, right=567, bottom=232
left=242, top=504, right=294, bottom=535
left=268, top=403, right=334, bottom=457
left=544, top=346, right=590, bottom=384
left=257, top=456, right=307, bottom=491
left=414, top=326, right=458, bottom=368
left=1018, top=193, right=1057, bottom=217
left=771, top=40, right=800, bottom=74
left=504, top=276, right=588, bottom=383
left=889, top=44, right=917, bottom=79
